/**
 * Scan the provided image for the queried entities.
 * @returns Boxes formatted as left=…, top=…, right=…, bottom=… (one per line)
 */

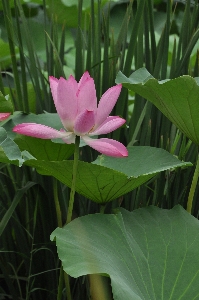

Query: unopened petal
left=13, top=123, right=68, bottom=139
left=77, top=72, right=97, bottom=113
left=82, top=136, right=128, bottom=157
left=74, top=110, right=95, bottom=135
left=55, top=76, right=78, bottom=130
left=0, top=112, right=10, bottom=121
left=95, top=84, right=122, bottom=128
left=90, top=116, right=125, bottom=136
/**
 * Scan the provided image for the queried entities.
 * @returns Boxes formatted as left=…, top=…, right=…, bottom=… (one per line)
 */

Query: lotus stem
left=89, top=274, right=112, bottom=300
left=53, top=178, right=62, bottom=228
left=55, top=136, right=80, bottom=300
left=88, top=204, right=112, bottom=300
left=53, top=179, right=72, bottom=300
left=100, top=204, right=106, bottom=214
left=64, top=135, right=80, bottom=299
left=66, top=135, right=80, bottom=224
left=57, top=266, right=64, bottom=300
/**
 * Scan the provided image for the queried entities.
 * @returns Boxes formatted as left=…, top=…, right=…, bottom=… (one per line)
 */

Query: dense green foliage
left=1, top=0, right=199, bottom=299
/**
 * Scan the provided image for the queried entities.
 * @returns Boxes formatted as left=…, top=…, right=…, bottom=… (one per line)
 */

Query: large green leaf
left=24, top=147, right=191, bottom=203
left=46, top=0, right=117, bottom=27
left=45, top=0, right=86, bottom=28
left=51, top=205, right=199, bottom=300
left=0, top=0, right=43, bottom=10
left=93, top=146, right=188, bottom=177
left=116, top=68, right=199, bottom=146
left=15, top=135, right=75, bottom=161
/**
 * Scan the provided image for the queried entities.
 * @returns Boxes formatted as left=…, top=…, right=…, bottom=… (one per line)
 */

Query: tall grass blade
left=75, top=0, right=84, bottom=81
left=0, top=182, right=36, bottom=237
left=2, top=0, right=22, bottom=110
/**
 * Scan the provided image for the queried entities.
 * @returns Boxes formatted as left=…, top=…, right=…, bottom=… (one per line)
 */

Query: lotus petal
left=55, top=76, right=78, bottom=130
left=0, top=112, right=10, bottom=121
left=77, top=72, right=97, bottom=113
left=13, top=123, right=68, bottom=139
left=82, top=136, right=128, bottom=157
left=90, top=116, right=126, bottom=135
left=94, top=84, right=122, bottom=128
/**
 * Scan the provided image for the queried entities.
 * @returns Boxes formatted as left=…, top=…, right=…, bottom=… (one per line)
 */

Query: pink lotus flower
left=0, top=113, right=10, bottom=121
left=13, top=72, right=128, bottom=157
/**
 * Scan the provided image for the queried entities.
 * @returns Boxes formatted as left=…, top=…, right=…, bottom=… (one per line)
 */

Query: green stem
left=57, top=266, right=64, bottom=300
left=66, top=135, right=80, bottom=224
left=89, top=274, right=112, bottom=300
left=88, top=204, right=112, bottom=300
left=187, top=152, right=199, bottom=214
left=59, top=136, right=80, bottom=300
left=64, top=272, right=72, bottom=300
left=100, top=205, right=106, bottom=214
left=53, top=178, right=62, bottom=228
left=57, top=267, right=72, bottom=300
left=53, top=178, right=72, bottom=300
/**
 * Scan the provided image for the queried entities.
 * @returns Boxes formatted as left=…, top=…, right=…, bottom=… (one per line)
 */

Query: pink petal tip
left=0, top=113, right=11, bottom=121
